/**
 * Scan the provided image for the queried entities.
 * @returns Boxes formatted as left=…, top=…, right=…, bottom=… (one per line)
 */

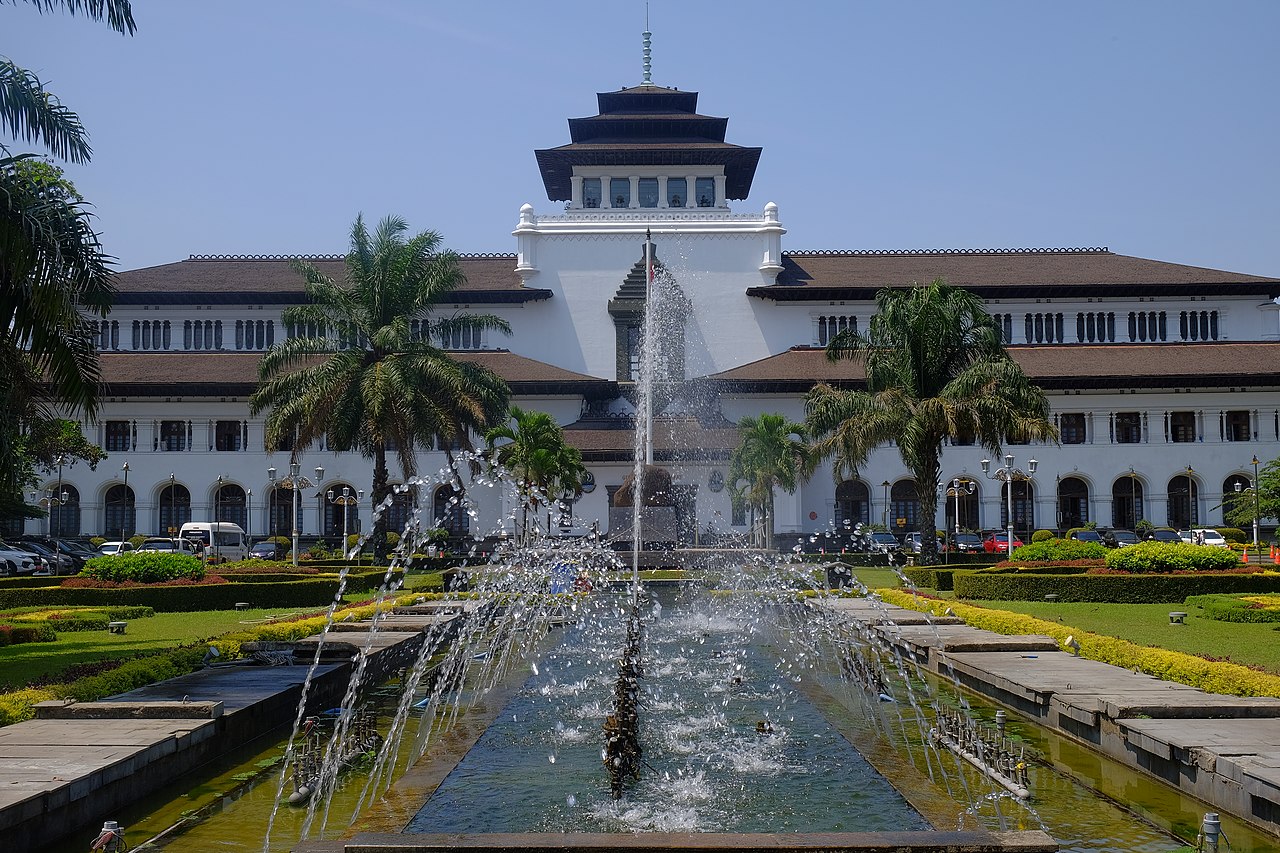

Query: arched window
left=386, top=486, right=415, bottom=538
left=1000, top=481, right=1035, bottom=537
left=323, top=483, right=361, bottom=538
left=433, top=484, right=469, bottom=536
left=215, top=483, right=247, bottom=529
left=1110, top=475, right=1143, bottom=529
left=834, top=480, right=870, bottom=529
left=1167, top=474, right=1199, bottom=529
left=49, top=485, right=80, bottom=537
left=943, top=478, right=980, bottom=533
left=1060, top=477, right=1090, bottom=530
left=889, top=480, right=919, bottom=536
left=103, top=484, right=136, bottom=541
left=268, top=486, right=303, bottom=539
left=157, top=483, right=191, bottom=536
left=1222, top=475, right=1251, bottom=526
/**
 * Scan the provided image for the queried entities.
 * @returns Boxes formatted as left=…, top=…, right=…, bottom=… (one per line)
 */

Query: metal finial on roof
left=642, top=2, right=652, bottom=85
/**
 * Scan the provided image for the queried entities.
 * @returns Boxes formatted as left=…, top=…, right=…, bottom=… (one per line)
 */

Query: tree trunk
left=372, top=442, right=389, bottom=564
left=917, top=454, right=941, bottom=565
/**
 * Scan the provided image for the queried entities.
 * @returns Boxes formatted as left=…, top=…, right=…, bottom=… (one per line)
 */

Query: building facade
left=17, top=81, right=1280, bottom=546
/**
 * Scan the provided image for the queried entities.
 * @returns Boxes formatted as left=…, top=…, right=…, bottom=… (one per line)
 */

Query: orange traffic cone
left=1243, top=550, right=1249, bottom=563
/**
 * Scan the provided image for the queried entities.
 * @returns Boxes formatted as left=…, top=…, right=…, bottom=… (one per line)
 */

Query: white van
left=179, top=521, right=248, bottom=562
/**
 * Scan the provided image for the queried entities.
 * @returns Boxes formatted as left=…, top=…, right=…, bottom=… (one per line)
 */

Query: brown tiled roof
left=564, top=419, right=738, bottom=462
left=112, top=255, right=550, bottom=305
left=748, top=250, right=1280, bottom=300
left=710, top=343, right=1280, bottom=391
left=99, top=350, right=615, bottom=397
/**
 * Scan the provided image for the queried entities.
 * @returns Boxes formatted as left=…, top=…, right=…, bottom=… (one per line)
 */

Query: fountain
left=72, top=233, right=1237, bottom=853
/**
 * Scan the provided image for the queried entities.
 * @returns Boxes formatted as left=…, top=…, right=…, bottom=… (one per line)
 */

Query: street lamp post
left=267, top=467, right=277, bottom=541
left=1128, top=466, right=1139, bottom=530
left=326, top=486, right=362, bottom=560
left=945, top=478, right=976, bottom=566
left=214, top=475, right=224, bottom=563
left=1253, top=455, right=1262, bottom=563
left=881, top=480, right=890, bottom=528
left=120, top=461, right=130, bottom=542
left=168, top=473, right=177, bottom=537
left=1185, top=465, right=1196, bottom=530
left=52, top=453, right=67, bottom=569
left=980, top=454, right=1038, bottom=555
left=246, top=488, right=252, bottom=541
left=276, top=464, right=323, bottom=568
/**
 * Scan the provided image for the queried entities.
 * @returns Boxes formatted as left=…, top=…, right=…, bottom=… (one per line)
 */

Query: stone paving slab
left=879, top=623, right=1060, bottom=654
left=326, top=615, right=453, bottom=633
left=295, top=628, right=424, bottom=652
left=102, top=662, right=343, bottom=712
left=808, top=598, right=963, bottom=626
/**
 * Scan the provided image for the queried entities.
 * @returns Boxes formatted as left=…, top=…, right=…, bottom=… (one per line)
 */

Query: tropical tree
left=485, top=405, right=586, bottom=541
left=1, top=2, right=134, bottom=522
left=1222, top=456, right=1280, bottom=531
left=804, top=279, right=1056, bottom=564
left=250, top=214, right=512, bottom=561
left=728, top=413, right=810, bottom=549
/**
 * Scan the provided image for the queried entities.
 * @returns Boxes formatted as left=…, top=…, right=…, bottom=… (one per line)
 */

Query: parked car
left=947, top=532, right=985, bottom=553
left=1179, top=528, right=1230, bottom=548
left=137, top=537, right=201, bottom=555
left=1102, top=529, right=1140, bottom=548
left=96, top=541, right=135, bottom=556
left=13, top=538, right=79, bottom=574
left=0, top=541, right=38, bottom=576
left=1147, top=528, right=1182, bottom=544
left=1069, top=529, right=1106, bottom=545
left=248, top=540, right=288, bottom=560
left=903, top=532, right=943, bottom=554
left=982, top=532, right=1024, bottom=554
left=866, top=532, right=901, bottom=554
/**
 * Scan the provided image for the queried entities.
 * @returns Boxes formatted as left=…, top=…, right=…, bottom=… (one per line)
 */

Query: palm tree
left=728, top=413, right=810, bottom=549
left=485, top=405, right=586, bottom=541
left=250, top=214, right=512, bottom=561
left=804, top=279, right=1056, bottom=564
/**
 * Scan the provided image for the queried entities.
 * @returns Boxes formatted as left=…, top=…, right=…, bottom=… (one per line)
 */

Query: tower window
left=582, top=178, right=601, bottom=208
left=610, top=178, right=630, bottom=207
left=667, top=178, right=687, bottom=208
left=638, top=178, right=659, bottom=208
left=695, top=177, right=715, bottom=207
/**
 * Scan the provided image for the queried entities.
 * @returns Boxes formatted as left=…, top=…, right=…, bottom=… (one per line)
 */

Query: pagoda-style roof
left=111, top=254, right=552, bottom=305
left=746, top=249, right=1280, bottom=300
left=709, top=343, right=1280, bottom=391
left=535, top=85, right=762, bottom=201
left=563, top=416, right=738, bottom=462
left=98, top=350, right=616, bottom=398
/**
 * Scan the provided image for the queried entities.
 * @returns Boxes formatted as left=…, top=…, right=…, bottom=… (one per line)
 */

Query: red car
left=982, top=533, right=1024, bottom=554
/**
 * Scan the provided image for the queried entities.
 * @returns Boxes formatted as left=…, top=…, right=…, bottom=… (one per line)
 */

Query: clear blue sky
left=8, top=1, right=1279, bottom=276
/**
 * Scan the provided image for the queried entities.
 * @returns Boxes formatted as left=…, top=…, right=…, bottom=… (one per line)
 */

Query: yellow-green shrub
left=0, top=687, right=57, bottom=727
left=876, top=588, right=1280, bottom=698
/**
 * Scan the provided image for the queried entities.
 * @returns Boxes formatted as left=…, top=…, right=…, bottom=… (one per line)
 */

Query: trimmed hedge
left=1104, top=542, right=1241, bottom=573
left=1030, top=529, right=1054, bottom=543
left=954, top=570, right=1280, bottom=603
left=0, top=573, right=396, bottom=612
left=82, top=552, right=204, bottom=584
left=878, top=589, right=1280, bottom=698
left=0, top=623, right=56, bottom=645
left=902, top=567, right=956, bottom=591
left=1011, top=538, right=1107, bottom=562
left=1187, top=593, right=1280, bottom=623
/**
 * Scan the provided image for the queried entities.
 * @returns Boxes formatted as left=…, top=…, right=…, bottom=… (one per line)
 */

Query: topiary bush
left=128, top=534, right=147, bottom=550
left=82, top=552, right=205, bottom=584
left=89, top=537, right=106, bottom=549
left=1010, top=538, right=1107, bottom=561
left=1030, top=529, right=1054, bottom=543
left=1104, top=542, right=1240, bottom=573
left=1216, top=528, right=1247, bottom=544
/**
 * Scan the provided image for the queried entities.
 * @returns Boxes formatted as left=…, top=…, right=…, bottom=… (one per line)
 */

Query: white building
left=17, top=80, right=1280, bottom=547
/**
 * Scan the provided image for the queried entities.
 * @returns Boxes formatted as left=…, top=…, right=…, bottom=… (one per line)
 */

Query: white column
left=687, top=175, right=699, bottom=208
left=714, top=175, right=727, bottom=207
left=601, top=178, right=612, bottom=209
left=570, top=175, right=583, bottom=209
left=628, top=176, right=640, bottom=208
left=657, top=176, right=668, bottom=208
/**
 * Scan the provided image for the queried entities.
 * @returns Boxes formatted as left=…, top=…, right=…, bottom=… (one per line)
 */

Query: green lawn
left=0, top=607, right=322, bottom=691
left=972, top=598, right=1280, bottom=675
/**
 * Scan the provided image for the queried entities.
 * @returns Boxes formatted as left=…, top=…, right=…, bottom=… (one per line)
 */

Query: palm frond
left=16, top=0, right=136, bottom=35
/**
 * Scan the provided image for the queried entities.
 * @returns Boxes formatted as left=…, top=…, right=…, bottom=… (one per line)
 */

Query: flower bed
left=1186, top=593, right=1280, bottom=623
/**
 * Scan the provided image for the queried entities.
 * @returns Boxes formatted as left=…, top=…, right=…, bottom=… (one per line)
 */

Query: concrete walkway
left=0, top=609, right=462, bottom=853
left=811, top=596, right=1280, bottom=840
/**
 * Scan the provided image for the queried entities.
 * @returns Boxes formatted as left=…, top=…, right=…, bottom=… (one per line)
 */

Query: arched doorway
left=103, top=484, right=136, bottom=541
left=49, top=485, right=81, bottom=537
left=433, top=484, right=469, bottom=536
left=1111, top=474, right=1144, bottom=529
left=385, top=486, right=415, bottom=537
left=889, top=480, right=919, bottom=537
left=943, top=478, right=980, bottom=533
left=1058, top=477, right=1090, bottom=530
left=1000, top=481, right=1035, bottom=537
left=1167, top=474, right=1199, bottom=529
left=215, top=483, right=247, bottom=529
left=834, top=480, right=870, bottom=529
left=268, top=486, right=303, bottom=539
left=157, top=482, right=191, bottom=536
left=1222, top=475, right=1251, bottom=526
left=323, top=482, right=360, bottom=538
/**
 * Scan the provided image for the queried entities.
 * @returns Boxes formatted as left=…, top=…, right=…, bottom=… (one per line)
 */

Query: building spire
left=641, top=2, right=653, bottom=85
